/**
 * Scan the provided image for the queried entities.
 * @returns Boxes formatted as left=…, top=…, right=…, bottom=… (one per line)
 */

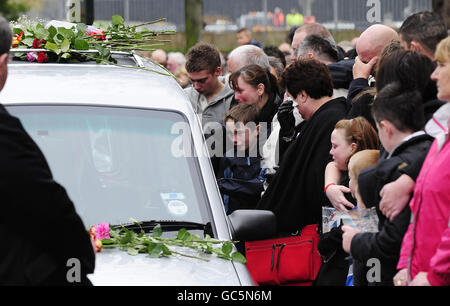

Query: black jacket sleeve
left=346, top=93, right=376, bottom=130
left=217, top=177, right=264, bottom=198
left=347, top=78, right=370, bottom=104
left=350, top=205, right=411, bottom=263
left=0, top=109, right=95, bottom=277
left=277, top=121, right=306, bottom=165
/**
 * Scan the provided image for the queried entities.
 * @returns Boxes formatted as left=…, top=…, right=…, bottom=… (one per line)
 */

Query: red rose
left=32, top=39, right=46, bottom=49
left=87, top=29, right=106, bottom=40
left=37, top=51, right=48, bottom=63
left=32, top=38, right=40, bottom=49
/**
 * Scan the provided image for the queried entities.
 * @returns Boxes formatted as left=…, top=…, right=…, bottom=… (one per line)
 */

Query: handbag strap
left=276, top=244, right=287, bottom=270
left=271, top=243, right=287, bottom=271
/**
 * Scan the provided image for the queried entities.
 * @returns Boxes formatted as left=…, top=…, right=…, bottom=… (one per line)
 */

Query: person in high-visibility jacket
left=286, top=8, right=303, bottom=30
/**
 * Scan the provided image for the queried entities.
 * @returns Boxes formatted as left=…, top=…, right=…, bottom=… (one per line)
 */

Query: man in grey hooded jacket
left=185, top=43, right=234, bottom=173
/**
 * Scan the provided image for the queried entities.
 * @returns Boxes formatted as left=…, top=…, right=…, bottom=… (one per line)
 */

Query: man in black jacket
left=342, top=84, right=433, bottom=286
left=0, top=15, right=95, bottom=285
left=257, top=59, right=347, bottom=235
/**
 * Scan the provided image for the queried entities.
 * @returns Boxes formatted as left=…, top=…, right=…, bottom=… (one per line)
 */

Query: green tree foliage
left=0, top=0, right=30, bottom=21
left=185, top=0, right=203, bottom=52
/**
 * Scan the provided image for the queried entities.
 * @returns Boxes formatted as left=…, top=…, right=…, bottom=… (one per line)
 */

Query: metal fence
left=32, top=0, right=432, bottom=31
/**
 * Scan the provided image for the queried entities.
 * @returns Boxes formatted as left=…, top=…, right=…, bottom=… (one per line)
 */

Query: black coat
left=313, top=226, right=350, bottom=286
left=352, top=133, right=433, bottom=286
left=328, top=59, right=354, bottom=91
left=347, top=92, right=376, bottom=130
left=217, top=153, right=265, bottom=214
left=0, top=104, right=95, bottom=285
left=256, top=97, right=348, bottom=235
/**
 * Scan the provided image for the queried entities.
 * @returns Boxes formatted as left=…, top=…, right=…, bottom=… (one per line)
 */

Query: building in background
left=24, top=0, right=432, bottom=32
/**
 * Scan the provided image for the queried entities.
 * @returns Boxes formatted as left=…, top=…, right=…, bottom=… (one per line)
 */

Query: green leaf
left=93, top=44, right=105, bottom=55
left=231, top=252, right=247, bottom=264
left=21, top=37, right=34, bottom=47
left=76, top=23, right=87, bottom=36
left=35, top=27, right=48, bottom=40
left=58, top=27, right=74, bottom=39
left=44, top=41, right=61, bottom=55
left=100, top=238, right=115, bottom=245
left=205, top=245, right=213, bottom=254
left=55, top=33, right=64, bottom=42
left=152, top=224, right=162, bottom=238
left=61, top=53, right=71, bottom=59
left=161, top=245, right=172, bottom=256
left=147, top=243, right=163, bottom=258
left=48, top=26, right=57, bottom=39
left=13, top=28, right=23, bottom=35
left=119, top=230, right=133, bottom=245
left=73, top=39, right=89, bottom=50
left=222, top=242, right=233, bottom=256
left=61, top=38, right=70, bottom=53
left=127, top=247, right=139, bottom=256
left=217, top=253, right=231, bottom=260
left=190, top=234, right=202, bottom=242
left=112, top=15, right=125, bottom=27
left=177, top=228, right=190, bottom=240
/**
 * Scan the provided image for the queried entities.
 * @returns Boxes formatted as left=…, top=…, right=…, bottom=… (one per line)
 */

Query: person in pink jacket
left=394, top=36, right=450, bottom=286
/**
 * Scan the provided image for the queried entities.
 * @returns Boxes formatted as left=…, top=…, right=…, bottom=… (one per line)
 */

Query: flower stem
left=170, top=250, right=210, bottom=262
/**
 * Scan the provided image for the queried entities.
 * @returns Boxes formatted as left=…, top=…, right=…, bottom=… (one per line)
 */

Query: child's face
left=376, top=121, right=393, bottom=153
left=236, top=33, right=251, bottom=46
left=330, top=128, right=355, bottom=171
left=348, top=170, right=356, bottom=199
left=226, top=119, right=259, bottom=152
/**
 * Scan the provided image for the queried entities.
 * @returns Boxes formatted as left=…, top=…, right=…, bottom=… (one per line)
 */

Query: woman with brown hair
left=229, top=64, right=282, bottom=127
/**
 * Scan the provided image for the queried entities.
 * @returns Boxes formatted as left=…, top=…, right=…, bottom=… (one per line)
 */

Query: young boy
left=342, top=82, right=434, bottom=286
left=348, top=149, right=380, bottom=209
left=217, top=104, right=266, bottom=214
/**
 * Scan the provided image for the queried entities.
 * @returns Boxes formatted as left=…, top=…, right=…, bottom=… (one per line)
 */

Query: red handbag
left=245, top=224, right=322, bottom=286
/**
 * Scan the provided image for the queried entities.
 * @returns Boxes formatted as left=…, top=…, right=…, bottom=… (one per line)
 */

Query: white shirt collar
left=425, top=103, right=450, bottom=152
left=387, top=131, right=426, bottom=159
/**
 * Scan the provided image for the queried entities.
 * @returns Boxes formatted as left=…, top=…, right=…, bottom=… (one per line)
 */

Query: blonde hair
left=348, top=149, right=380, bottom=206
left=435, top=36, right=450, bottom=63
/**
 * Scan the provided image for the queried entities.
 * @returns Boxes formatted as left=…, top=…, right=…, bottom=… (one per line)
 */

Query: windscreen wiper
left=112, top=220, right=214, bottom=238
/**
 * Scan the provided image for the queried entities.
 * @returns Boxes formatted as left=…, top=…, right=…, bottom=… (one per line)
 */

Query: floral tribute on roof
left=11, top=15, right=175, bottom=65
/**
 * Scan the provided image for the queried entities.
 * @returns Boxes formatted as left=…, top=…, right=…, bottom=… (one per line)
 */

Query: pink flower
left=26, top=52, right=37, bottom=62
left=94, top=222, right=110, bottom=240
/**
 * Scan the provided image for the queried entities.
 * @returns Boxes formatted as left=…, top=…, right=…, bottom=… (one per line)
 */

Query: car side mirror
left=228, top=209, right=277, bottom=242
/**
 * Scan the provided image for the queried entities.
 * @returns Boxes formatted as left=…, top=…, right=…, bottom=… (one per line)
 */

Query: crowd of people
left=0, top=8, right=448, bottom=286
left=158, top=11, right=450, bottom=286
